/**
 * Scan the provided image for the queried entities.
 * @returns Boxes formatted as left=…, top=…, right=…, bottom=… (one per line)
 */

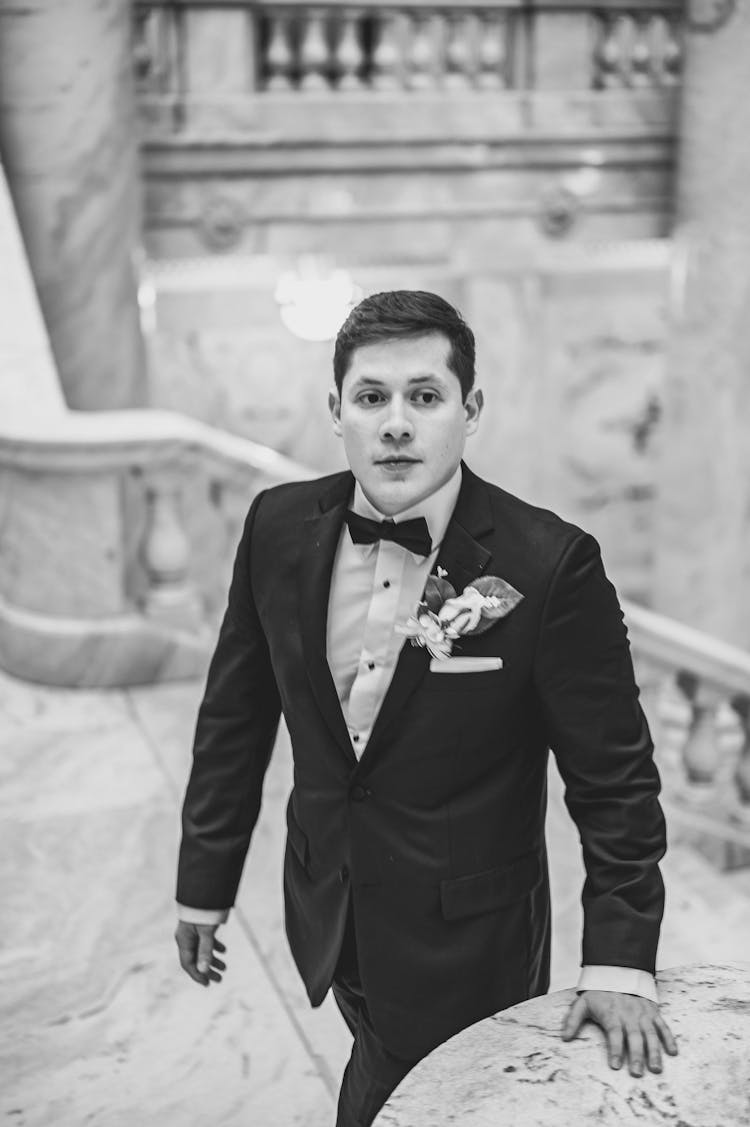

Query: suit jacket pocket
left=429, top=656, right=503, bottom=673
left=286, top=800, right=310, bottom=872
left=440, top=852, right=540, bottom=921
left=423, top=667, right=505, bottom=692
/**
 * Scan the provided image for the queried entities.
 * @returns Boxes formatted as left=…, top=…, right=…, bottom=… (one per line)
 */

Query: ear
left=328, top=386, right=343, bottom=436
left=464, top=387, right=483, bottom=436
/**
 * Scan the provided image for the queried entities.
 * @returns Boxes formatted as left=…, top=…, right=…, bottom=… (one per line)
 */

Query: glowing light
left=275, top=258, right=362, bottom=342
left=563, top=167, right=603, bottom=198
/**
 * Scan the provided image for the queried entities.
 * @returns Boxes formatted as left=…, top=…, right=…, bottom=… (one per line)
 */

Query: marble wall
left=146, top=247, right=670, bottom=603
left=0, top=163, right=66, bottom=420
left=655, top=0, right=750, bottom=647
left=0, top=0, right=146, bottom=409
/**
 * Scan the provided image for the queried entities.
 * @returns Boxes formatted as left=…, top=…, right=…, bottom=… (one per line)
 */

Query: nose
left=379, top=396, right=414, bottom=443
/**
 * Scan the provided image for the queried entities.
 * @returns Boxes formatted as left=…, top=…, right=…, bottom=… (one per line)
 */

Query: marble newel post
left=0, top=0, right=146, bottom=408
left=654, top=0, right=750, bottom=645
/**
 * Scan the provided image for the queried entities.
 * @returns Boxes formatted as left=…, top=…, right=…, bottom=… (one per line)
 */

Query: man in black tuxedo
left=175, top=291, right=677, bottom=1126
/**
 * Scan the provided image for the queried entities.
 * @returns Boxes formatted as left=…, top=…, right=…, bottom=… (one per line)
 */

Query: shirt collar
left=351, top=465, right=462, bottom=557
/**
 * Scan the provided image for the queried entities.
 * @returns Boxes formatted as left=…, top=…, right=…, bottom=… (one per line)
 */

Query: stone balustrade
left=594, top=9, right=682, bottom=90
left=133, top=0, right=683, bottom=256
left=623, top=598, right=750, bottom=870
left=256, top=6, right=516, bottom=93
left=133, top=1, right=683, bottom=102
left=0, top=407, right=311, bottom=687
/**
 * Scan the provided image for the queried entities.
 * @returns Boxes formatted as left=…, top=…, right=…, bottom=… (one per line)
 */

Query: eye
left=414, top=389, right=440, bottom=405
left=357, top=390, right=385, bottom=406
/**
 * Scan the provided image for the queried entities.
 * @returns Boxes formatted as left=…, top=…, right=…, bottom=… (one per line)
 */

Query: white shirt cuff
left=176, top=903, right=230, bottom=926
left=577, top=965, right=658, bottom=1003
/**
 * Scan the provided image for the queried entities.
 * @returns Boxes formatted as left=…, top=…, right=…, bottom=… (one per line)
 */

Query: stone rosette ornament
left=396, top=567, right=524, bottom=660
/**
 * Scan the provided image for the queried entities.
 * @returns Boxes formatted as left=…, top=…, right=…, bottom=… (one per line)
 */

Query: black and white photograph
left=1, top=1, right=749, bottom=1124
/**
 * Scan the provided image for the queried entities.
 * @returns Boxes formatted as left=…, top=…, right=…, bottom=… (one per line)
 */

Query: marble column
left=654, top=0, right=750, bottom=646
left=0, top=0, right=146, bottom=408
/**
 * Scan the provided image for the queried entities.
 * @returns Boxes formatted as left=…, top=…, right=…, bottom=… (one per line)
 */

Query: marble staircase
left=1, top=667, right=749, bottom=1127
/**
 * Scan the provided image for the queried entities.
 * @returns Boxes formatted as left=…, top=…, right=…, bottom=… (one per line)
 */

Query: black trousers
left=331, top=906, right=421, bottom=1127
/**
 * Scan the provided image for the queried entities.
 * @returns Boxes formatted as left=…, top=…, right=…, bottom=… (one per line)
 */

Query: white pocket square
left=429, top=656, right=503, bottom=673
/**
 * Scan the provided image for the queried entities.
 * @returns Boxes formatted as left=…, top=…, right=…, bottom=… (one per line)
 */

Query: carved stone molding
left=199, top=196, right=246, bottom=251
left=538, top=184, right=579, bottom=238
left=686, top=0, right=736, bottom=34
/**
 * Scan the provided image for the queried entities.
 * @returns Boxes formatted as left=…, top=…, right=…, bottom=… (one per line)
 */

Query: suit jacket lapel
left=358, top=463, right=494, bottom=767
left=298, top=471, right=358, bottom=763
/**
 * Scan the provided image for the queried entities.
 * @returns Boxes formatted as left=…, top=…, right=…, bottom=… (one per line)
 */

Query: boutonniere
left=395, top=567, right=524, bottom=660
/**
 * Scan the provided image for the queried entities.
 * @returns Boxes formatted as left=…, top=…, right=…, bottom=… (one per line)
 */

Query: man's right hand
left=175, top=921, right=227, bottom=987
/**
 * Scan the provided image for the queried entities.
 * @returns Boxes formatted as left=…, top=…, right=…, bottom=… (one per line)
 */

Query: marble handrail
left=623, top=598, right=750, bottom=699
left=0, top=406, right=313, bottom=479
left=376, top=963, right=750, bottom=1126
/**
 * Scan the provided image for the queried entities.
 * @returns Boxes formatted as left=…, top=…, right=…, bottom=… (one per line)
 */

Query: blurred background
left=1, top=1, right=750, bottom=1124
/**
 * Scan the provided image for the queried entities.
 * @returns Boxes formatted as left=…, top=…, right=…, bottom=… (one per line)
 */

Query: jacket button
left=350, top=784, right=367, bottom=802
left=339, top=865, right=349, bottom=883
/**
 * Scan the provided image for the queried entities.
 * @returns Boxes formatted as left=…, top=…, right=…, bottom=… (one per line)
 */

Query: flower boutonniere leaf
left=422, top=569, right=457, bottom=612
left=455, top=576, right=525, bottom=635
left=396, top=571, right=524, bottom=659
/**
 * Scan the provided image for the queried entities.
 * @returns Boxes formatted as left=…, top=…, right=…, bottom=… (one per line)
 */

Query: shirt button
left=367, top=661, right=375, bottom=671
left=383, top=579, right=391, bottom=589
left=352, top=733, right=359, bottom=744
left=339, top=865, right=350, bottom=883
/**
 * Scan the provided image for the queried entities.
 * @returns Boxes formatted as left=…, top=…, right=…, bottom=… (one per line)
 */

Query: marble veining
left=377, top=964, right=750, bottom=1126
left=0, top=669, right=336, bottom=1127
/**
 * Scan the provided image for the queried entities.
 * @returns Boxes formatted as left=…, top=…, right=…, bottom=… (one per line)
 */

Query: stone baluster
left=406, top=12, right=437, bottom=91
left=334, top=10, right=365, bottom=91
left=652, top=15, right=683, bottom=87
left=161, top=5, right=182, bottom=97
left=372, top=9, right=402, bottom=90
left=594, top=15, right=624, bottom=90
left=663, top=18, right=683, bottom=86
left=631, top=655, right=667, bottom=749
left=444, top=12, right=474, bottom=90
left=476, top=11, right=507, bottom=90
left=142, top=475, right=201, bottom=628
left=265, top=10, right=295, bottom=91
left=630, top=16, right=652, bottom=88
left=678, top=675, right=722, bottom=792
left=299, top=7, right=332, bottom=91
left=149, top=5, right=178, bottom=95
left=638, top=663, right=691, bottom=779
left=132, top=8, right=156, bottom=88
left=731, top=696, right=750, bottom=809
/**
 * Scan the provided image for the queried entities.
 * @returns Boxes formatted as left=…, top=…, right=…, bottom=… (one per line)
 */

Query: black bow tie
left=345, top=511, right=433, bottom=557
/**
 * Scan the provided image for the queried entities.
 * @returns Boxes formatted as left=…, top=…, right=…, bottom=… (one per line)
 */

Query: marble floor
left=1, top=668, right=749, bottom=1127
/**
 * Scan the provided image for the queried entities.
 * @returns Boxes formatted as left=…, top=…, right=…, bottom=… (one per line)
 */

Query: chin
left=361, top=482, right=408, bottom=515
left=382, top=486, right=427, bottom=515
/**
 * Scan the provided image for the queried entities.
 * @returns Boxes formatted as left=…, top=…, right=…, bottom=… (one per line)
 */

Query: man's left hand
left=562, top=990, right=678, bottom=1077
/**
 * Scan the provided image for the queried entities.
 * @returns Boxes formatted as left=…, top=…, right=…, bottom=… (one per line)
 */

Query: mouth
left=375, top=456, right=421, bottom=467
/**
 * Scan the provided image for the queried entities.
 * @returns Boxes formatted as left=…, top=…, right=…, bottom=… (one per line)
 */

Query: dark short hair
left=333, top=290, right=475, bottom=400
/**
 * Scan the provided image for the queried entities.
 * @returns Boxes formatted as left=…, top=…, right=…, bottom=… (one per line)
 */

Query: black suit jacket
left=177, top=463, right=666, bottom=1060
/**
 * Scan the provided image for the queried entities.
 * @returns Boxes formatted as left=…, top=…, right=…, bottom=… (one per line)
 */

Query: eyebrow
left=348, top=374, right=444, bottom=389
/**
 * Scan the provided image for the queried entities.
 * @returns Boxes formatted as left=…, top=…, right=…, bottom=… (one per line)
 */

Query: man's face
left=329, top=333, right=483, bottom=516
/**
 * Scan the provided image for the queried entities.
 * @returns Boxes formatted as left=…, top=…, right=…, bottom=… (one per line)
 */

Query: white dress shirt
left=326, top=467, right=461, bottom=756
left=178, top=467, right=658, bottom=1002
